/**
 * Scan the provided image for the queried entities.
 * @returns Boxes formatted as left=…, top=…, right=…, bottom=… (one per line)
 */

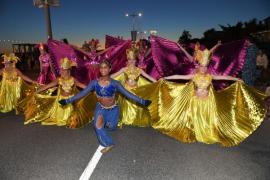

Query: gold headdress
left=194, top=49, right=211, bottom=66
left=1, top=53, right=20, bottom=64
left=126, top=45, right=138, bottom=61
left=60, top=57, right=77, bottom=69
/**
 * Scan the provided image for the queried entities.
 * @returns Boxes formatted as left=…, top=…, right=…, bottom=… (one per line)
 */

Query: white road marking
left=79, top=145, right=104, bottom=180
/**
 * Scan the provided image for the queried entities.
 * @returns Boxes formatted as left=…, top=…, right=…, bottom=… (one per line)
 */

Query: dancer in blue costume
left=59, top=60, right=151, bottom=153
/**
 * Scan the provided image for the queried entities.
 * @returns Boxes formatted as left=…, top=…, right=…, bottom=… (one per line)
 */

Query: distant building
left=149, top=30, right=158, bottom=35
left=12, top=43, right=36, bottom=54
left=251, top=30, right=270, bottom=42
left=12, top=43, right=38, bottom=71
left=264, top=16, right=270, bottom=28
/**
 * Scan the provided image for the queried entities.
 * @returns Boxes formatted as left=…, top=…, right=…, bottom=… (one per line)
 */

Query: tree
left=203, top=28, right=216, bottom=39
left=178, top=30, right=192, bottom=44
left=218, top=21, right=244, bottom=41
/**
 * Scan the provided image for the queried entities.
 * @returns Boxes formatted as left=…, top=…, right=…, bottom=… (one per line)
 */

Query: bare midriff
left=193, top=73, right=212, bottom=99
left=195, top=88, right=209, bottom=98
left=124, top=66, right=141, bottom=88
left=59, top=77, right=74, bottom=97
left=97, top=96, right=116, bottom=107
left=125, top=79, right=137, bottom=88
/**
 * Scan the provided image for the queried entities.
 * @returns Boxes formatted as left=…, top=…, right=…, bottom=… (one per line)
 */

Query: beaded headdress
left=60, top=57, right=77, bottom=69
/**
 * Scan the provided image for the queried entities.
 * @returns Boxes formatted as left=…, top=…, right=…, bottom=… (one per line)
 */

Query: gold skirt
left=113, top=73, right=152, bottom=127
left=142, top=80, right=266, bottom=146
left=117, top=88, right=151, bottom=127
left=19, top=88, right=95, bottom=128
left=0, top=77, right=34, bottom=113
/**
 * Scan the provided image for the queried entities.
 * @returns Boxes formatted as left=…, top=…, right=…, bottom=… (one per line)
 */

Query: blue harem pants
left=94, top=103, right=119, bottom=147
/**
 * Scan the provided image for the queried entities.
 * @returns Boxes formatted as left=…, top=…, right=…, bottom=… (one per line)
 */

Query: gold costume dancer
left=111, top=45, right=156, bottom=127
left=20, top=57, right=95, bottom=128
left=142, top=48, right=266, bottom=147
left=0, top=53, right=36, bottom=113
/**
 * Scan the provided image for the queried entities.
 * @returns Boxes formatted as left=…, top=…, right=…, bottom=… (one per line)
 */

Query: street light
left=33, top=0, right=60, bottom=39
left=125, top=12, right=143, bottom=41
left=125, top=12, right=143, bottom=30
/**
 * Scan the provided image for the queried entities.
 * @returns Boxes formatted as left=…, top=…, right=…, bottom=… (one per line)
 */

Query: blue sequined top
left=95, top=80, right=116, bottom=97
left=66, top=79, right=146, bottom=105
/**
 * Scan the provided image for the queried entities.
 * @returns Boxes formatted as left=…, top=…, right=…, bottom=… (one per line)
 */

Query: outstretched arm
left=164, top=74, right=194, bottom=80
left=75, top=79, right=86, bottom=89
left=141, top=70, right=156, bottom=82
left=110, top=68, right=125, bottom=78
left=210, top=41, right=221, bottom=53
left=212, top=75, right=242, bottom=82
left=177, top=43, right=193, bottom=62
left=16, top=69, right=36, bottom=83
left=65, top=80, right=96, bottom=104
left=115, top=80, right=149, bottom=106
left=37, top=79, right=58, bottom=93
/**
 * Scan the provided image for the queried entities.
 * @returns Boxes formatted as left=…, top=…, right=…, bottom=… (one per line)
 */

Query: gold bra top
left=124, top=66, right=141, bottom=82
left=193, top=73, right=212, bottom=90
left=3, top=69, right=18, bottom=82
left=59, top=77, right=75, bottom=93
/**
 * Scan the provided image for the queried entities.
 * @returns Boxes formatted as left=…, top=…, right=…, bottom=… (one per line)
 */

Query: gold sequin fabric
left=113, top=70, right=152, bottom=127
left=58, top=77, right=75, bottom=93
left=193, top=73, right=212, bottom=90
left=135, top=80, right=266, bottom=146
left=20, top=78, right=95, bottom=128
left=0, top=69, right=34, bottom=113
left=124, top=67, right=141, bottom=82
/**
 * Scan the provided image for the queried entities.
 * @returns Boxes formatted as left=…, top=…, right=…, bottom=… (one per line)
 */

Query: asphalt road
left=0, top=111, right=269, bottom=180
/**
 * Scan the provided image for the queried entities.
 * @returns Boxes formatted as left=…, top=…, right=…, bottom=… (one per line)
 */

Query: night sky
left=0, top=0, right=269, bottom=51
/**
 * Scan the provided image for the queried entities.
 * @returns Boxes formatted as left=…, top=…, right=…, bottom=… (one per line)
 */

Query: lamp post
left=33, top=0, right=60, bottom=39
left=125, top=12, right=142, bottom=41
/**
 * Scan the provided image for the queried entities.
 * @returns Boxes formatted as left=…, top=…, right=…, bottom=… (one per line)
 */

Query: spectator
left=256, top=49, right=268, bottom=69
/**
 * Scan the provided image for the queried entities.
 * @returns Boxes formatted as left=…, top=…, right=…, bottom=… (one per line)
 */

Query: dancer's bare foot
left=101, top=145, right=114, bottom=154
